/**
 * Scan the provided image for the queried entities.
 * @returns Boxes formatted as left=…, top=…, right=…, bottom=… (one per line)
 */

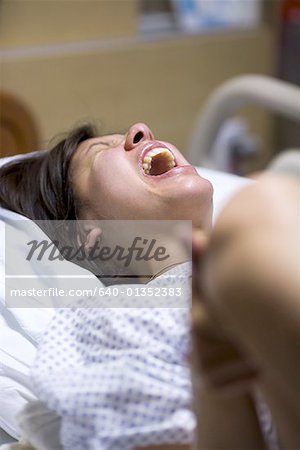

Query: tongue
left=149, top=154, right=172, bottom=176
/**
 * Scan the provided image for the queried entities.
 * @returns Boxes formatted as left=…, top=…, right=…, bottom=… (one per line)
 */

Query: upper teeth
left=142, top=147, right=175, bottom=174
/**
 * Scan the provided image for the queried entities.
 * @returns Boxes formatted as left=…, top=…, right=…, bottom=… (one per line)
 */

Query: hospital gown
left=31, top=263, right=195, bottom=450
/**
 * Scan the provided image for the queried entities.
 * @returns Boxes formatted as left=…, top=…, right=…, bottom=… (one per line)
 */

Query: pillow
left=0, top=151, right=41, bottom=168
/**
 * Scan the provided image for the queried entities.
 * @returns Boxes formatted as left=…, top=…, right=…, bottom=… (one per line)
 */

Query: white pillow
left=0, top=151, right=40, bottom=168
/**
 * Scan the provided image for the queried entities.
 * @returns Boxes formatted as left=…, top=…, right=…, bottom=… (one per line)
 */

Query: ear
left=77, top=224, right=102, bottom=251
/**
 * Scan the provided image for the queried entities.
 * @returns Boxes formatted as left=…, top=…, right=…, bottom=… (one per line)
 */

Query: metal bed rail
left=187, top=75, right=300, bottom=166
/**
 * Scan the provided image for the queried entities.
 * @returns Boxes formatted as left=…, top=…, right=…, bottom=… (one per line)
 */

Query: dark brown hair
left=0, top=124, right=96, bottom=220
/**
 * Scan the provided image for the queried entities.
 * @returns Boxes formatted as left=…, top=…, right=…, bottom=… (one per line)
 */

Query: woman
left=0, top=123, right=213, bottom=450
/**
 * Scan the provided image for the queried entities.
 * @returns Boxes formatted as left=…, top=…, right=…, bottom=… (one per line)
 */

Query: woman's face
left=71, top=123, right=213, bottom=229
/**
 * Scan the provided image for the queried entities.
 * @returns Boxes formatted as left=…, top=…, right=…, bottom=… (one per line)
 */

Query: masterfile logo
left=5, top=219, right=191, bottom=308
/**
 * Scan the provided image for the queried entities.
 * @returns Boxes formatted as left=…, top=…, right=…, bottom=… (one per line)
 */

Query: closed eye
left=87, top=141, right=110, bottom=154
left=95, top=141, right=111, bottom=148
left=86, top=135, right=124, bottom=154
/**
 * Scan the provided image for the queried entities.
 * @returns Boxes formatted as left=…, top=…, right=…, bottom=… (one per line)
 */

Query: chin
left=166, top=184, right=213, bottom=230
left=172, top=172, right=212, bottom=198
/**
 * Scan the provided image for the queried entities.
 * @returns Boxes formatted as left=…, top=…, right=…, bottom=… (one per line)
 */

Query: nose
left=124, top=123, right=154, bottom=151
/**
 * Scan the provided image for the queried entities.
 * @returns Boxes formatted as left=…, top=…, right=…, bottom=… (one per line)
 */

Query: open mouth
left=142, top=147, right=176, bottom=176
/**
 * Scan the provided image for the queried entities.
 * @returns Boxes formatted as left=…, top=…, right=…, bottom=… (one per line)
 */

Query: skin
left=70, top=123, right=213, bottom=230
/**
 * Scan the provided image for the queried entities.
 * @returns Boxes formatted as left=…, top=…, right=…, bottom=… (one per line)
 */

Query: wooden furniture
left=0, top=91, right=39, bottom=157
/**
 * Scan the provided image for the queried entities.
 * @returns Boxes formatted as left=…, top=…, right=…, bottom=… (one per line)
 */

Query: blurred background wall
left=0, top=0, right=295, bottom=174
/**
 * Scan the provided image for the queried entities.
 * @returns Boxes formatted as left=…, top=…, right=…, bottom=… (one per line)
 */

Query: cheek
left=170, top=177, right=213, bottom=227
left=89, top=160, right=143, bottom=216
